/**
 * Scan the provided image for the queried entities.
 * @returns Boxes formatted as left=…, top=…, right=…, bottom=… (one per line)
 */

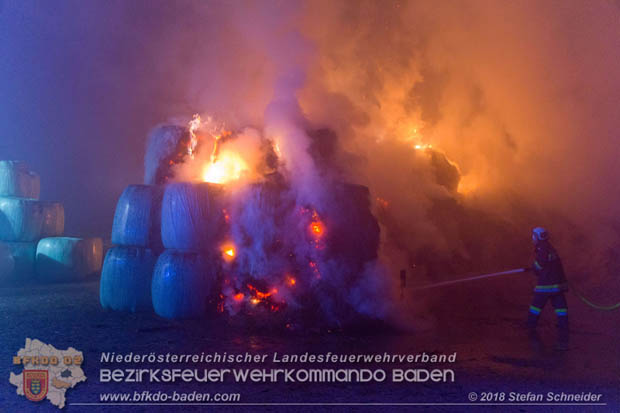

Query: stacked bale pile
left=100, top=182, right=225, bottom=318
left=100, top=185, right=163, bottom=312
left=0, top=160, right=102, bottom=284
left=152, top=182, right=224, bottom=319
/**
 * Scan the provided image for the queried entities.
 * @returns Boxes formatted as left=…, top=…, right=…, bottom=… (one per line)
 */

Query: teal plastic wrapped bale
left=0, top=242, right=12, bottom=281
left=100, top=246, right=157, bottom=312
left=0, top=197, right=44, bottom=242
left=111, top=185, right=163, bottom=250
left=0, top=160, right=40, bottom=199
left=40, top=201, right=65, bottom=238
left=0, top=241, right=36, bottom=283
left=161, top=182, right=226, bottom=252
left=36, top=237, right=103, bottom=282
left=151, top=250, right=215, bottom=319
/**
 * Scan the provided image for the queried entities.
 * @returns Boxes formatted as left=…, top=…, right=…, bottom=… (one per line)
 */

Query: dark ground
left=0, top=278, right=618, bottom=413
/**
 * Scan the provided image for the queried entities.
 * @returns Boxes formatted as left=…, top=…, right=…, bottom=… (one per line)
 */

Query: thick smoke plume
left=3, top=1, right=619, bottom=326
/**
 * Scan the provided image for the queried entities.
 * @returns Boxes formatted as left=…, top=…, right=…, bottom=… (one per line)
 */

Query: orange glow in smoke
left=233, top=293, right=244, bottom=301
left=221, top=243, right=236, bottom=261
left=457, top=174, right=478, bottom=195
left=309, top=210, right=325, bottom=238
left=376, top=197, right=389, bottom=208
left=414, top=143, right=433, bottom=151
left=311, top=222, right=323, bottom=235
left=309, top=261, right=321, bottom=279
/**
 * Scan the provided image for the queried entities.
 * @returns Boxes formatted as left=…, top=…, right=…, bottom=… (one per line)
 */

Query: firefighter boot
left=555, top=314, right=569, bottom=351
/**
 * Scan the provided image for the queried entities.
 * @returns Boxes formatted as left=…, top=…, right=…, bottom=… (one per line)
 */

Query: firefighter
left=527, top=227, right=569, bottom=350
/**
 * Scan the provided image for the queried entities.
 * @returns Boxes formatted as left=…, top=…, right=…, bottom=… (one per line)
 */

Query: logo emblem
left=23, top=370, right=48, bottom=402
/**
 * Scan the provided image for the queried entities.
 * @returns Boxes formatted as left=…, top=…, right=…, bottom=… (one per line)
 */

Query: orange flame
left=413, top=143, right=433, bottom=151
left=221, top=243, right=236, bottom=262
left=202, top=150, right=248, bottom=184
left=187, top=114, right=201, bottom=158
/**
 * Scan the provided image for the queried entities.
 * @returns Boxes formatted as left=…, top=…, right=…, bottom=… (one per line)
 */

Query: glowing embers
left=220, top=280, right=287, bottom=315
left=299, top=207, right=326, bottom=250
left=309, top=260, right=321, bottom=279
left=247, top=284, right=280, bottom=311
left=311, top=220, right=324, bottom=236
left=220, top=242, right=236, bottom=262
left=376, top=197, right=389, bottom=209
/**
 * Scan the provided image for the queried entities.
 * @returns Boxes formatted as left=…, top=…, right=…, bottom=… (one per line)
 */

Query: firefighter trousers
left=527, top=292, right=568, bottom=343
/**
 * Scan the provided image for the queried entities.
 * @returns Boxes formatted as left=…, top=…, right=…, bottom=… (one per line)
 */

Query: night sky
left=0, top=1, right=207, bottom=236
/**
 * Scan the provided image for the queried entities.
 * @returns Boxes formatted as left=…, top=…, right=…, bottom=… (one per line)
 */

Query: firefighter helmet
left=532, top=227, right=549, bottom=242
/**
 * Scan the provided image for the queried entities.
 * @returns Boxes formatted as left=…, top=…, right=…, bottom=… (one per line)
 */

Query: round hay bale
left=5, top=241, right=37, bottom=278
left=429, top=150, right=460, bottom=192
left=0, top=242, right=37, bottom=284
left=161, top=182, right=225, bottom=251
left=111, top=185, right=163, bottom=250
left=40, top=202, right=64, bottom=237
left=0, top=197, right=44, bottom=242
left=36, top=237, right=103, bottom=282
left=151, top=250, right=214, bottom=319
left=0, top=242, right=15, bottom=281
left=325, top=183, right=380, bottom=268
left=0, top=161, right=40, bottom=199
left=100, top=246, right=156, bottom=312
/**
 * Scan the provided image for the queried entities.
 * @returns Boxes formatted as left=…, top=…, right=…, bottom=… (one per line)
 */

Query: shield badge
left=23, top=370, right=48, bottom=402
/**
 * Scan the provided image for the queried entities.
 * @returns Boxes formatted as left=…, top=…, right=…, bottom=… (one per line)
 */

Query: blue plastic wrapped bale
left=0, top=161, right=40, bottom=199
left=161, top=182, right=226, bottom=252
left=111, top=185, right=163, bottom=250
left=40, top=201, right=64, bottom=238
left=151, top=250, right=215, bottom=319
left=36, top=237, right=103, bottom=282
left=100, top=246, right=157, bottom=312
left=0, top=241, right=36, bottom=283
left=0, top=197, right=44, bottom=242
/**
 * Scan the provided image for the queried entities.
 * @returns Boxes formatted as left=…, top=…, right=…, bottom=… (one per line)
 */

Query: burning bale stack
left=99, top=118, right=392, bottom=329
left=0, top=161, right=103, bottom=284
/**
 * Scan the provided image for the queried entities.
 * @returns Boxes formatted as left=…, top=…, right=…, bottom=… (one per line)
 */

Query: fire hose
left=412, top=267, right=620, bottom=311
